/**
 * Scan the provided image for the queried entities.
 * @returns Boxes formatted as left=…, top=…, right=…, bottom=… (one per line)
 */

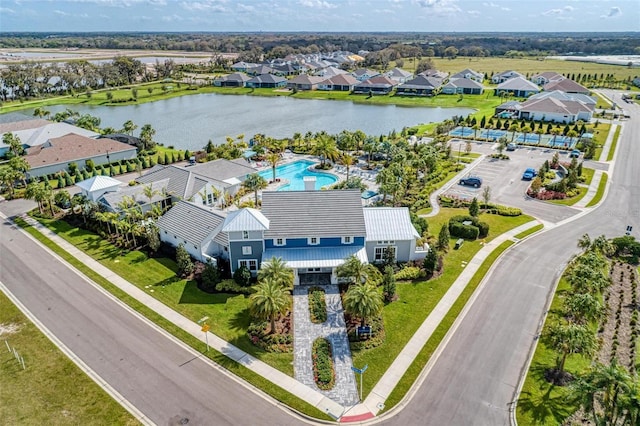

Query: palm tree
left=344, top=283, right=383, bottom=327
left=258, top=257, right=293, bottom=290
left=521, top=125, right=532, bottom=144
left=550, top=128, right=561, bottom=146
left=265, top=152, right=281, bottom=182
left=563, top=293, right=603, bottom=325
left=249, top=278, right=289, bottom=334
left=122, top=120, right=138, bottom=136
left=577, top=233, right=592, bottom=251
left=508, top=124, right=518, bottom=143
left=312, top=134, right=339, bottom=167
left=472, top=124, right=479, bottom=140
left=545, top=322, right=598, bottom=377
left=242, top=173, right=268, bottom=207
left=337, top=255, right=381, bottom=286
left=566, top=263, right=610, bottom=294
left=535, top=127, right=544, bottom=145
left=24, top=182, right=46, bottom=214
left=339, top=152, right=356, bottom=180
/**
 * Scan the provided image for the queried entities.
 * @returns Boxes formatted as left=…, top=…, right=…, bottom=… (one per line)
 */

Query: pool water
left=362, top=190, right=378, bottom=199
left=258, top=160, right=337, bottom=191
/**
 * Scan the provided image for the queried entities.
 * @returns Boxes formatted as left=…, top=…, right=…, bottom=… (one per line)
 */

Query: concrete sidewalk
left=341, top=220, right=541, bottom=421
left=19, top=214, right=346, bottom=420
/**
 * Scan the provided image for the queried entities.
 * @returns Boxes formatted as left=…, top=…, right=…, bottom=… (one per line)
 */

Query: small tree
left=382, top=266, right=396, bottom=303
left=201, top=259, right=221, bottom=291
left=234, top=265, right=252, bottom=287
left=481, top=186, right=492, bottom=210
left=438, top=223, right=450, bottom=251
left=382, top=246, right=396, bottom=268
left=176, top=243, right=194, bottom=277
left=469, top=197, right=479, bottom=217
left=146, top=225, right=161, bottom=253
left=424, top=247, right=438, bottom=275
left=529, top=177, right=542, bottom=196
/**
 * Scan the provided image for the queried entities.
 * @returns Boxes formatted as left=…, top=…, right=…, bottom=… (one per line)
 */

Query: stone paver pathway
left=293, top=285, right=359, bottom=406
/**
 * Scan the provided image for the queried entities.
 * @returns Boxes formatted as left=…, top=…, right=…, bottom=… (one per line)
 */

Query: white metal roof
left=222, top=208, right=269, bottom=232
left=262, top=246, right=367, bottom=269
left=75, top=175, right=122, bottom=192
left=363, top=207, right=420, bottom=241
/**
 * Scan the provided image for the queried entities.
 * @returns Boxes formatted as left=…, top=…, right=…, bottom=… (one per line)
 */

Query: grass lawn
left=586, top=172, right=608, bottom=208
left=383, top=238, right=515, bottom=410
left=0, top=291, right=137, bottom=425
left=606, top=125, right=621, bottom=162
left=581, top=167, right=595, bottom=186
left=35, top=218, right=294, bottom=376
left=516, top=278, right=593, bottom=425
left=591, top=122, right=611, bottom=160
left=514, top=223, right=544, bottom=240
left=351, top=208, right=534, bottom=398
left=15, top=218, right=330, bottom=421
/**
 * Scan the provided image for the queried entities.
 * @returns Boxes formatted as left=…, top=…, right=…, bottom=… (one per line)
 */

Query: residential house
left=25, top=133, right=137, bottom=179
left=1, top=118, right=99, bottom=156
left=518, top=96, right=594, bottom=123
left=223, top=208, right=271, bottom=276
left=543, top=79, right=590, bottom=95
left=287, top=74, right=327, bottom=91
left=157, top=200, right=228, bottom=264
left=353, top=75, right=398, bottom=95
left=317, top=74, right=359, bottom=91
left=98, top=178, right=170, bottom=214
left=363, top=207, right=423, bottom=264
left=75, top=175, right=122, bottom=202
left=385, top=67, right=413, bottom=84
left=351, top=68, right=380, bottom=82
left=247, top=65, right=276, bottom=76
left=441, top=78, right=484, bottom=95
left=420, top=69, right=450, bottom=80
left=246, top=74, right=287, bottom=89
left=530, top=71, right=564, bottom=86
left=396, top=75, right=442, bottom=96
left=272, top=63, right=298, bottom=76
left=495, top=77, right=540, bottom=98
left=491, top=70, right=524, bottom=84
left=314, top=65, right=347, bottom=78
left=230, top=61, right=257, bottom=73
left=213, top=72, right=251, bottom=87
left=450, top=68, right=484, bottom=82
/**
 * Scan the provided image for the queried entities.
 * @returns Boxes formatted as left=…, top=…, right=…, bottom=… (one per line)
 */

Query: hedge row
left=308, top=287, right=327, bottom=324
left=312, top=338, right=335, bottom=390
left=449, top=215, right=489, bottom=240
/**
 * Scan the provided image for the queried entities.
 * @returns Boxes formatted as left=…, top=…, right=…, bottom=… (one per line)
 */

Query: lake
left=41, top=94, right=474, bottom=151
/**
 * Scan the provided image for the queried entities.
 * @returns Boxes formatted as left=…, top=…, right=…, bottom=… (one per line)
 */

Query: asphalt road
left=379, top=90, right=638, bottom=425
left=0, top=218, right=302, bottom=426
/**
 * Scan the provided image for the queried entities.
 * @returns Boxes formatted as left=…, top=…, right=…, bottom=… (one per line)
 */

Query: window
left=207, top=193, right=214, bottom=205
left=377, top=240, right=395, bottom=245
left=342, top=236, right=352, bottom=244
left=242, top=231, right=249, bottom=240
left=238, top=259, right=258, bottom=272
left=375, top=246, right=396, bottom=262
left=242, top=246, right=252, bottom=255
left=275, top=238, right=285, bottom=247
left=308, top=237, right=319, bottom=245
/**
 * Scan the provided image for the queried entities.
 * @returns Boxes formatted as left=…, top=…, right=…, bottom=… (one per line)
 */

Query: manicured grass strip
left=581, top=167, right=595, bottom=186
left=13, top=218, right=331, bottom=421
left=382, top=239, right=514, bottom=411
left=0, top=290, right=138, bottom=425
left=607, top=126, right=621, bottom=162
left=514, top=224, right=544, bottom=240
left=586, top=172, right=608, bottom=208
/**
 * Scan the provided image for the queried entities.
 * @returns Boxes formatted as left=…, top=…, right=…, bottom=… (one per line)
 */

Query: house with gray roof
left=75, top=175, right=122, bottom=202
left=99, top=178, right=170, bottom=214
left=396, top=75, right=442, bottom=96
left=449, top=68, right=484, bottom=82
left=385, top=67, right=413, bottom=84
left=496, top=90, right=596, bottom=123
left=353, top=75, right=398, bottom=95
left=157, top=200, right=228, bottom=263
left=246, top=73, right=287, bottom=89
left=287, top=74, right=327, bottom=91
left=491, top=70, right=524, bottom=84
left=496, top=77, right=540, bottom=98
left=351, top=68, right=380, bottom=82
left=158, top=189, right=426, bottom=282
left=317, top=74, right=358, bottom=91
left=247, top=65, right=276, bottom=76
left=213, top=72, right=251, bottom=87
left=441, top=78, right=484, bottom=95
left=530, top=71, right=564, bottom=86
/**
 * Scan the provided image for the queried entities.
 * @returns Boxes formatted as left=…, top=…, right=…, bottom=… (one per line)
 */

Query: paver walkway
left=17, top=214, right=346, bottom=419
left=294, top=285, right=359, bottom=406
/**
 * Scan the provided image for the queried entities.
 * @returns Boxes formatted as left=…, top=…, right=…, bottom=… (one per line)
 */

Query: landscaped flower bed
left=247, top=313, right=293, bottom=353
left=308, top=286, right=327, bottom=324
left=312, top=338, right=335, bottom=390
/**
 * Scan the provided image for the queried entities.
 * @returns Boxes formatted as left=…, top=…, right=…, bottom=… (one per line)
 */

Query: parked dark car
left=522, top=168, right=537, bottom=180
left=506, top=143, right=517, bottom=151
left=459, top=176, right=483, bottom=188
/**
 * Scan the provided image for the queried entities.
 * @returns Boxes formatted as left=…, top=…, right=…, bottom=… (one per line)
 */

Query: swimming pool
left=258, top=160, right=337, bottom=191
left=361, top=190, right=378, bottom=199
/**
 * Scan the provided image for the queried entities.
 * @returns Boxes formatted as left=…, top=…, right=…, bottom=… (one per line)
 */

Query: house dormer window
left=275, top=238, right=285, bottom=247
left=342, top=236, right=352, bottom=244
left=308, top=237, right=319, bottom=246
left=243, top=231, right=249, bottom=240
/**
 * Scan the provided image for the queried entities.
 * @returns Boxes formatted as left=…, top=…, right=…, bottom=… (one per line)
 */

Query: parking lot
left=443, top=141, right=584, bottom=222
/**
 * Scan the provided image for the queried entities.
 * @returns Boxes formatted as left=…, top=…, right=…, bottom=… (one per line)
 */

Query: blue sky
left=0, top=0, right=638, bottom=33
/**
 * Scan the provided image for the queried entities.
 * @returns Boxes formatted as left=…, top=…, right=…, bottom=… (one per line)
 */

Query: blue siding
left=265, top=236, right=365, bottom=249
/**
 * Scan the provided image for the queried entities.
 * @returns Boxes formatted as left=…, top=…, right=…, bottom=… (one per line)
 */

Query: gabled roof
left=450, top=68, right=483, bottom=79
left=444, top=78, right=484, bottom=89
left=352, top=68, right=379, bottom=77
left=9, top=122, right=98, bottom=149
left=495, top=70, right=524, bottom=79
left=420, top=69, right=449, bottom=79
left=531, top=71, right=564, bottom=81
left=99, top=178, right=170, bottom=211
left=497, top=76, right=540, bottom=92
left=137, top=165, right=194, bottom=199
left=215, top=72, right=251, bottom=83
left=222, top=208, right=269, bottom=232
left=543, top=79, right=589, bottom=94
left=261, top=190, right=366, bottom=239
left=231, top=61, right=256, bottom=69
left=157, top=200, right=227, bottom=248
left=318, top=66, right=347, bottom=77
left=355, top=75, right=398, bottom=88
left=251, top=65, right=276, bottom=75
left=189, top=158, right=256, bottom=183
left=363, top=207, right=419, bottom=241
left=529, top=90, right=596, bottom=106
left=75, top=175, right=122, bottom=192
left=386, top=67, right=413, bottom=78
left=519, top=97, right=574, bottom=115
left=289, top=74, right=326, bottom=85
left=246, top=73, right=287, bottom=84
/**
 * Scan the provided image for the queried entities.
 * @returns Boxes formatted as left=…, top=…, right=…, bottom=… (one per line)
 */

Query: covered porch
left=262, top=246, right=368, bottom=286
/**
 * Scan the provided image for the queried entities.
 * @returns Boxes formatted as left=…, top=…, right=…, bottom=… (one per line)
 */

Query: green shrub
left=215, top=279, right=253, bottom=294
left=495, top=206, right=522, bottom=216
left=308, top=287, right=327, bottom=324
left=394, top=266, right=425, bottom=281
left=233, top=265, right=252, bottom=287
left=449, top=221, right=479, bottom=240
left=312, top=338, right=335, bottom=390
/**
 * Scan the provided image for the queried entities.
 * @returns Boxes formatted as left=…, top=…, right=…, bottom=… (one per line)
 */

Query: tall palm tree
left=508, top=124, right=519, bottom=143
left=577, top=233, right=592, bottom=251
left=339, top=152, right=355, bottom=180
left=24, top=182, right=45, bottom=214
left=265, top=152, right=281, bottom=182
left=337, top=255, right=381, bottom=286
left=122, top=120, right=138, bottom=136
left=344, top=283, right=383, bottom=327
left=249, top=278, right=290, bottom=334
left=142, top=183, right=159, bottom=205
left=563, top=293, right=603, bottom=325
left=258, top=257, right=293, bottom=290
left=566, top=263, right=610, bottom=294
left=535, top=127, right=544, bottom=146
left=313, top=134, right=339, bottom=167
left=242, top=173, right=268, bottom=207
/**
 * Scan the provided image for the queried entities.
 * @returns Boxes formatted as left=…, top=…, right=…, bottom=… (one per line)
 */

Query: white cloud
left=237, top=3, right=255, bottom=13
left=601, top=6, right=621, bottom=18
left=54, top=9, right=70, bottom=15
left=180, top=1, right=228, bottom=12
left=162, top=13, right=184, bottom=21
left=299, top=0, right=337, bottom=9
left=374, top=8, right=395, bottom=13
left=542, top=5, right=575, bottom=17
left=0, top=6, right=16, bottom=14
left=414, top=0, right=460, bottom=14
left=501, top=7, right=510, bottom=11
left=467, top=9, right=480, bottom=15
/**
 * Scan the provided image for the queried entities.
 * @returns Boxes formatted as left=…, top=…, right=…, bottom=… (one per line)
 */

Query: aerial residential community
left=1, top=2, right=640, bottom=425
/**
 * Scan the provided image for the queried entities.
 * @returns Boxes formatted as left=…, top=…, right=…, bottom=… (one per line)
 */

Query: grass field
left=0, top=291, right=137, bottom=425
left=607, top=125, right=621, bottom=162
left=514, top=223, right=544, bottom=240
left=586, top=172, right=608, bottom=208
